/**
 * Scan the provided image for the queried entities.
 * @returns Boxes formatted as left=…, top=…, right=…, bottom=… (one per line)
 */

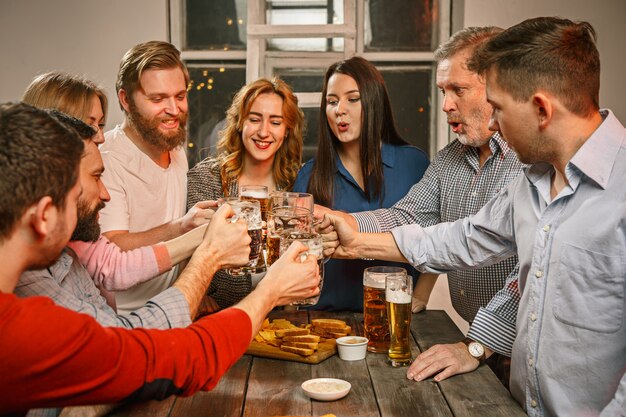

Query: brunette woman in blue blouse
left=293, top=56, right=430, bottom=311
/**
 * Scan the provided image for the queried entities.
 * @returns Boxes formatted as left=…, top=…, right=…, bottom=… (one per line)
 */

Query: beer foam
left=241, top=190, right=268, bottom=198
left=385, top=290, right=411, bottom=304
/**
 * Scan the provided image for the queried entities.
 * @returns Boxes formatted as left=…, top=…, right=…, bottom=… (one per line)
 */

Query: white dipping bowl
left=302, top=378, right=351, bottom=401
left=336, top=336, right=368, bottom=361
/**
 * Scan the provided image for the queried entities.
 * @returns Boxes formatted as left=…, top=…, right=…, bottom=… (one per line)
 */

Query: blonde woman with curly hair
left=187, top=77, right=305, bottom=309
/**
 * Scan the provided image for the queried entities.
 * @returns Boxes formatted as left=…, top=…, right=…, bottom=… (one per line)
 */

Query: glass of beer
left=240, top=185, right=269, bottom=221
left=386, top=273, right=413, bottom=367
left=269, top=191, right=314, bottom=213
left=226, top=199, right=263, bottom=276
left=240, top=186, right=270, bottom=273
left=279, top=231, right=324, bottom=305
left=363, top=266, right=406, bottom=353
left=266, top=206, right=312, bottom=267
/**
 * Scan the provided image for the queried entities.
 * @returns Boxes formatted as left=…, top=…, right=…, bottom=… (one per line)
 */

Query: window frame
left=169, top=0, right=453, bottom=157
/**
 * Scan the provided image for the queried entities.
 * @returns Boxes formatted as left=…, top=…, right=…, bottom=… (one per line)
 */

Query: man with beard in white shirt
left=99, top=41, right=213, bottom=313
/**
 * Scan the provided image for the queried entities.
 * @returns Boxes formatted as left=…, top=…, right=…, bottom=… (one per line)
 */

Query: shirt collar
left=334, top=142, right=396, bottom=175
left=568, top=110, right=623, bottom=190
left=47, top=249, right=75, bottom=284
left=490, top=131, right=512, bottom=157
left=525, top=110, right=624, bottom=191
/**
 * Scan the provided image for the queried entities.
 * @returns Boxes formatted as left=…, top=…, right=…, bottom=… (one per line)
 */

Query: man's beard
left=127, top=99, right=187, bottom=152
left=71, top=200, right=105, bottom=242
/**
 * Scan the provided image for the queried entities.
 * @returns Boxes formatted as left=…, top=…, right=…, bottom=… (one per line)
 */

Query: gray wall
left=463, top=0, right=626, bottom=121
left=0, top=0, right=167, bottom=130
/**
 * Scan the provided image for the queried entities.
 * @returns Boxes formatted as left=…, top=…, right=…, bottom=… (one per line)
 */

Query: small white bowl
left=301, top=378, right=351, bottom=401
left=335, top=336, right=368, bottom=361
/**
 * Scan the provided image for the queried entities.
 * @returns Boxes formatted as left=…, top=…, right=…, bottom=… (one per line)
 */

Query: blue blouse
left=293, top=142, right=429, bottom=311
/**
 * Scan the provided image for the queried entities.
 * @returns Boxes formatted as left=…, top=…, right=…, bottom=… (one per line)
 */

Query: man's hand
left=406, top=342, right=479, bottom=382
left=319, top=213, right=362, bottom=259
left=199, top=204, right=250, bottom=270
left=257, top=241, right=320, bottom=306
left=179, top=200, right=218, bottom=233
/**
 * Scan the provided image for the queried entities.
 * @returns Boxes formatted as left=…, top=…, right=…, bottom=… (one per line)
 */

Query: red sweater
left=0, top=292, right=251, bottom=414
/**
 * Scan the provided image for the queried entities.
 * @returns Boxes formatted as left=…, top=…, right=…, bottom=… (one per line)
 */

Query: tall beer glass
left=266, top=206, right=312, bottom=267
left=386, top=273, right=413, bottom=367
left=279, top=231, right=324, bottom=305
left=363, top=266, right=406, bottom=352
left=240, top=185, right=270, bottom=221
left=240, top=186, right=269, bottom=272
left=226, top=199, right=263, bottom=276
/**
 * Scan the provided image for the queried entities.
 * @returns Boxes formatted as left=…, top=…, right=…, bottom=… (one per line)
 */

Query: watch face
left=468, top=342, right=484, bottom=358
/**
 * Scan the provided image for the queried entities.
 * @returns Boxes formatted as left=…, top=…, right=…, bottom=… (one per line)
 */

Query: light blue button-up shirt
left=391, top=110, right=625, bottom=416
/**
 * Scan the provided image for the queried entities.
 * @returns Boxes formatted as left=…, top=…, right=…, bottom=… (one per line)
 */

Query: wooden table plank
left=107, top=396, right=174, bottom=417
left=169, top=355, right=251, bottom=417
left=243, top=357, right=312, bottom=417
left=367, top=337, right=453, bottom=417
left=411, top=310, right=526, bottom=417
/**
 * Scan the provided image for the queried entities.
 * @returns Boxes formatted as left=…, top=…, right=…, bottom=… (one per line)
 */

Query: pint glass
left=386, top=273, right=413, bottom=367
left=266, top=206, right=312, bottom=266
left=225, top=199, right=263, bottom=276
left=363, top=266, right=406, bottom=352
left=279, top=231, right=324, bottom=306
left=240, top=185, right=270, bottom=221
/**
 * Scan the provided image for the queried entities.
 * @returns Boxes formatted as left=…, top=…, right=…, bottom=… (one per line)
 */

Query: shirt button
left=460, top=289, right=466, bottom=296
left=543, top=224, right=550, bottom=232
left=530, top=399, right=538, bottom=408
left=530, top=313, right=537, bottom=321
left=528, top=358, right=534, bottom=367
left=535, top=270, right=543, bottom=278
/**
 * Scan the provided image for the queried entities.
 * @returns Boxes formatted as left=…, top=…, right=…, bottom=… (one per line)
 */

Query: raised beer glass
left=225, top=199, right=263, bottom=276
left=240, top=185, right=269, bottom=221
left=386, top=273, right=413, bottom=367
left=266, top=206, right=312, bottom=267
left=279, top=231, right=324, bottom=306
left=269, top=191, right=314, bottom=214
left=240, top=185, right=269, bottom=272
left=363, top=266, right=406, bottom=353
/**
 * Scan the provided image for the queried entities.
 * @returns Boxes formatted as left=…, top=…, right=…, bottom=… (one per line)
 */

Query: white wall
left=0, top=0, right=168, bottom=130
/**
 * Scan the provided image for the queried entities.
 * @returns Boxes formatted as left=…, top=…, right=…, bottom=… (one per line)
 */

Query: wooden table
left=110, top=310, right=525, bottom=417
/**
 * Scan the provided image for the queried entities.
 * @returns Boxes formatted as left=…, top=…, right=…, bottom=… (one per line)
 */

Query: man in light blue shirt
left=322, top=17, right=625, bottom=416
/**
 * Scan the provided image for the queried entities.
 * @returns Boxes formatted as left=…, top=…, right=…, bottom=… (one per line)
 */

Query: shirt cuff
left=467, top=307, right=516, bottom=357
left=390, top=224, right=425, bottom=267
left=352, top=212, right=382, bottom=233
left=152, top=243, right=173, bottom=273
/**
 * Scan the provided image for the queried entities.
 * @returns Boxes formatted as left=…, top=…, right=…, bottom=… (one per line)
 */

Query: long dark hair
left=307, top=56, right=408, bottom=207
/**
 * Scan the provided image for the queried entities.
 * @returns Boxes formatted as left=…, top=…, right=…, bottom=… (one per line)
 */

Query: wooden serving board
left=246, top=338, right=337, bottom=364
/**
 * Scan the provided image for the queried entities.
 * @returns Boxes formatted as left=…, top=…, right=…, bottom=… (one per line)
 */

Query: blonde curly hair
left=217, top=77, right=304, bottom=195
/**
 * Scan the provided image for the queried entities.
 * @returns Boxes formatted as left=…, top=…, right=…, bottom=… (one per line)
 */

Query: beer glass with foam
left=240, top=185, right=269, bottom=221
left=363, top=266, right=406, bottom=352
left=279, top=231, right=324, bottom=305
left=266, top=206, right=312, bottom=266
left=225, top=199, right=263, bottom=276
left=240, top=185, right=270, bottom=272
left=385, top=273, right=413, bottom=367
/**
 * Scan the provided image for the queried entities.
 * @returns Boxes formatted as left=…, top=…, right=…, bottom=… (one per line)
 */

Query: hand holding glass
left=225, top=199, right=263, bottom=276
left=279, top=232, right=324, bottom=306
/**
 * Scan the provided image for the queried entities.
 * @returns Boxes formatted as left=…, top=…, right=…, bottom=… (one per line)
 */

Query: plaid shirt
left=353, top=132, right=524, bottom=330
left=15, top=248, right=191, bottom=329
